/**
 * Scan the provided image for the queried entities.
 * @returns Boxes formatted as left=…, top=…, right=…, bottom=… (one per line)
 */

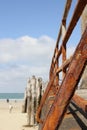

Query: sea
left=0, top=93, right=24, bottom=100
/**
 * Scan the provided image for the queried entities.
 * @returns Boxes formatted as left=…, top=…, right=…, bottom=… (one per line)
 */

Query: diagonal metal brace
left=42, top=27, right=87, bottom=130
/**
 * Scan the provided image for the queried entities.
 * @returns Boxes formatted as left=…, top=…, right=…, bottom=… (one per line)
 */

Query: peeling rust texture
left=36, top=0, right=87, bottom=129
left=42, top=27, right=87, bottom=130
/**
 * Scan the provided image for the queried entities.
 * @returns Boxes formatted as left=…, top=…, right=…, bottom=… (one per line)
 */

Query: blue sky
left=0, top=0, right=65, bottom=39
left=0, top=0, right=81, bottom=93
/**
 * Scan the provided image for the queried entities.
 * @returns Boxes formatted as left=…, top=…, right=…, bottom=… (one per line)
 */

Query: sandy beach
left=0, top=100, right=38, bottom=130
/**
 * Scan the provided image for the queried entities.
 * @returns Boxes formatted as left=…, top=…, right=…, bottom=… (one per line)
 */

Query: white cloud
left=67, top=46, right=75, bottom=58
left=0, top=35, right=55, bottom=63
left=0, top=35, right=55, bottom=92
left=0, top=35, right=76, bottom=92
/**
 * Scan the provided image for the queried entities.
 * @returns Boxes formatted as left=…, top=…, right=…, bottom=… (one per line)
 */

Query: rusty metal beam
left=62, top=0, right=72, bottom=21
left=56, top=0, right=87, bottom=60
left=72, top=94, right=87, bottom=112
left=51, top=0, right=87, bottom=75
left=36, top=66, right=60, bottom=124
left=50, top=0, right=87, bottom=70
left=50, top=0, right=72, bottom=79
left=62, top=45, right=66, bottom=78
left=36, top=74, right=56, bottom=123
left=42, top=27, right=87, bottom=130
left=50, top=0, right=72, bottom=78
left=36, top=62, right=60, bottom=124
left=54, top=60, right=59, bottom=86
left=56, top=56, right=72, bottom=74
left=61, top=18, right=66, bottom=78
left=36, top=0, right=87, bottom=128
left=62, top=0, right=87, bottom=47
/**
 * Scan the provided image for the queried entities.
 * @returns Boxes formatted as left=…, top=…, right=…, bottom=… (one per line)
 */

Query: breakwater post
left=22, top=75, right=47, bottom=126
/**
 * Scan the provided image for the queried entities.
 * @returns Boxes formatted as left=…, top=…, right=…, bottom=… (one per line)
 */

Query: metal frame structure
left=36, top=0, right=87, bottom=129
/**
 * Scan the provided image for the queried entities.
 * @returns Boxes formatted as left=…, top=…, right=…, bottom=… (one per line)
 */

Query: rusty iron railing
left=36, top=0, right=87, bottom=129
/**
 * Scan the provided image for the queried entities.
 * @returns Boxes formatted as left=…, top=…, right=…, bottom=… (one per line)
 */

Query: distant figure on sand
left=9, top=104, right=13, bottom=113
left=6, top=99, right=9, bottom=103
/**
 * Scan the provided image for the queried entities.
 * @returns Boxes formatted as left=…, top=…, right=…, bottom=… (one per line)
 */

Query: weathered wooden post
left=23, top=76, right=44, bottom=126
left=27, top=78, right=32, bottom=125
left=29, top=75, right=37, bottom=125
left=81, top=5, right=87, bottom=34
left=80, top=5, right=87, bottom=89
left=36, top=78, right=42, bottom=109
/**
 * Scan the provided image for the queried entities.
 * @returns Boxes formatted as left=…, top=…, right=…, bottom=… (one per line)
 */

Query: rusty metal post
left=42, top=27, right=87, bottom=130
left=62, top=19, right=66, bottom=78
left=54, top=48, right=59, bottom=87
left=62, top=44, right=66, bottom=78
left=36, top=73, right=58, bottom=123
left=36, top=0, right=87, bottom=128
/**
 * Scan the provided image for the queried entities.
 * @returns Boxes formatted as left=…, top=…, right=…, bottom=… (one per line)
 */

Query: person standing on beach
left=9, top=104, right=13, bottom=113
left=6, top=99, right=9, bottom=103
